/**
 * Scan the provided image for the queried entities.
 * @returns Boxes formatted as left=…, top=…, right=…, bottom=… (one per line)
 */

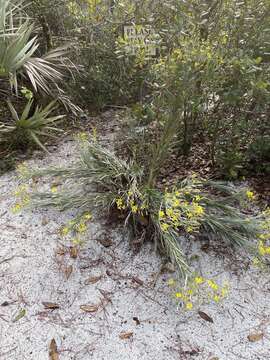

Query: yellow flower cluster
left=60, top=212, right=92, bottom=244
left=115, top=189, right=148, bottom=215
left=251, top=209, right=270, bottom=267
left=168, top=275, right=229, bottom=311
left=255, top=208, right=270, bottom=260
left=116, top=197, right=126, bottom=210
left=11, top=184, right=30, bottom=214
left=159, top=187, right=205, bottom=234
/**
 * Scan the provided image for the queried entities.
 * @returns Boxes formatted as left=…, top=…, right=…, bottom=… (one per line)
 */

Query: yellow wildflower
left=159, top=210, right=165, bottom=219
left=77, top=132, right=88, bottom=141
left=207, top=280, right=219, bottom=291
left=173, top=198, right=180, bottom=207
left=213, top=295, right=220, bottom=302
left=140, top=202, right=148, bottom=210
left=51, top=186, right=58, bottom=193
left=61, top=227, right=69, bottom=236
left=21, top=196, right=30, bottom=206
left=161, top=223, right=170, bottom=232
left=175, top=292, right=182, bottom=298
left=72, top=238, right=84, bottom=245
left=263, top=246, right=270, bottom=255
left=84, top=213, right=92, bottom=221
left=166, top=208, right=174, bottom=217
left=186, top=302, right=193, bottom=310
left=259, top=233, right=269, bottom=241
left=193, top=203, right=204, bottom=216
left=77, top=222, right=87, bottom=233
left=246, top=190, right=255, bottom=201
left=131, top=205, right=138, bottom=213
left=116, top=198, right=125, bottom=210
left=253, top=257, right=260, bottom=266
left=258, top=241, right=266, bottom=256
left=195, top=276, right=204, bottom=285
left=11, top=203, right=22, bottom=214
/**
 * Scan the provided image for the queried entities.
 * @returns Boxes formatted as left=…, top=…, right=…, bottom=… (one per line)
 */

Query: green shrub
left=247, top=137, right=270, bottom=174
left=128, top=0, right=270, bottom=176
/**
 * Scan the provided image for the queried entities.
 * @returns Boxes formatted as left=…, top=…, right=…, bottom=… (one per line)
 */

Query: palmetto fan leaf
left=0, top=0, right=73, bottom=97
left=23, top=46, right=70, bottom=94
left=0, top=99, right=65, bottom=151
left=0, top=1, right=38, bottom=88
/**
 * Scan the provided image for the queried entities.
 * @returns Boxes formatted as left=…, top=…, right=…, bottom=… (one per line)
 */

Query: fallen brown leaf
left=80, top=305, right=99, bottom=313
left=198, top=311, right=214, bottom=323
left=64, top=265, right=73, bottom=279
left=42, top=302, right=60, bottom=310
left=119, top=331, right=133, bottom=340
left=84, top=275, right=102, bottom=285
left=56, top=247, right=66, bottom=256
left=98, top=289, right=112, bottom=305
left=49, top=339, right=59, bottom=360
left=98, top=237, right=113, bottom=248
left=248, top=333, right=264, bottom=342
left=70, top=247, right=78, bottom=259
left=132, top=277, right=144, bottom=286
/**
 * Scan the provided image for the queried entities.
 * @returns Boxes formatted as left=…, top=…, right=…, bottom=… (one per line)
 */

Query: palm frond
left=0, top=98, right=65, bottom=151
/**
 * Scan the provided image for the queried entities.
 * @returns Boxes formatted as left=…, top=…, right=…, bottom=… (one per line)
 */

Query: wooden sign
left=123, top=24, right=159, bottom=57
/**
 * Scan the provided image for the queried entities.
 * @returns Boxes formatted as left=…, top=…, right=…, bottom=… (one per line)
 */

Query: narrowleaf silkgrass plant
left=13, top=134, right=264, bottom=283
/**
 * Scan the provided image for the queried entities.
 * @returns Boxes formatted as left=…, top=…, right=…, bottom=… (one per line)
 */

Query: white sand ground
left=0, top=123, right=270, bottom=360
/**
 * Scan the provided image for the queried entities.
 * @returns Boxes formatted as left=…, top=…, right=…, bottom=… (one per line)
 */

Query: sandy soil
left=0, top=125, right=270, bottom=360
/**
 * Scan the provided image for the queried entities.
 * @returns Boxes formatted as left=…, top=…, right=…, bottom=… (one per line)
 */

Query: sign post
left=123, top=24, right=159, bottom=57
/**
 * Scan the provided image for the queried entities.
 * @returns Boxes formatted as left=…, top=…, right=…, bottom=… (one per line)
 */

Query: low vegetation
left=1, top=0, right=270, bottom=310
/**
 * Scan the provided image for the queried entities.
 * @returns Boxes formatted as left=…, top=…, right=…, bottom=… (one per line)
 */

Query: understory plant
left=0, top=99, right=64, bottom=151
left=0, top=0, right=75, bottom=100
left=13, top=134, right=265, bottom=283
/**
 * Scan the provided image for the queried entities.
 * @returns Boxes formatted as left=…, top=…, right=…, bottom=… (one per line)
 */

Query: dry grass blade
left=80, top=304, right=99, bottom=313
left=84, top=275, right=103, bottom=285
left=42, top=302, right=60, bottom=310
